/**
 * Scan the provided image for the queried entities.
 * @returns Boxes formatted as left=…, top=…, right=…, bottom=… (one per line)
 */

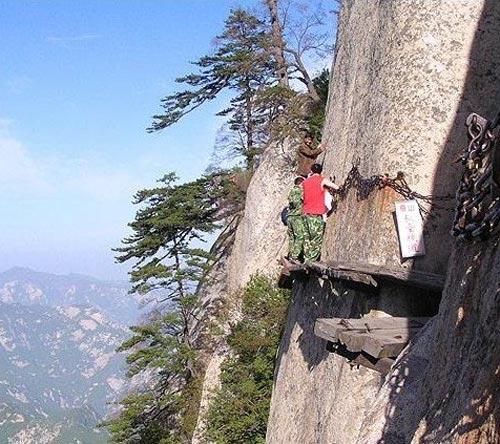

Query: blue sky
left=0, top=0, right=333, bottom=280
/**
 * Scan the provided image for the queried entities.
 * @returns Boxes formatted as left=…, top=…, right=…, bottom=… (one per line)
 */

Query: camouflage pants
left=304, top=215, right=325, bottom=263
left=287, top=215, right=306, bottom=260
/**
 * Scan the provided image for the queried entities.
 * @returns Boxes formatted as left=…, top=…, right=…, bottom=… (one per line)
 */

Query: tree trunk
left=285, top=47, right=321, bottom=102
left=244, top=77, right=255, bottom=170
left=265, top=0, right=290, bottom=88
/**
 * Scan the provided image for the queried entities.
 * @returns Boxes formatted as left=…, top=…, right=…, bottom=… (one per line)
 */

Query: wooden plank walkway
left=318, top=261, right=445, bottom=292
left=277, top=259, right=445, bottom=293
left=315, top=316, right=431, bottom=359
left=307, top=262, right=378, bottom=287
left=277, top=261, right=377, bottom=289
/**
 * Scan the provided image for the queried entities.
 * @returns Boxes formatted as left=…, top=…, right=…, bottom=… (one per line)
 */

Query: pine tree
left=106, top=4, right=334, bottom=442
left=149, top=4, right=334, bottom=168
left=204, top=275, right=290, bottom=443
left=104, top=173, right=239, bottom=443
left=149, top=9, right=276, bottom=170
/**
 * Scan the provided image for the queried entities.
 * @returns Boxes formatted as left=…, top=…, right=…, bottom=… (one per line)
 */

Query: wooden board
left=314, top=316, right=430, bottom=359
left=307, top=262, right=378, bottom=287
left=351, top=354, right=394, bottom=375
left=327, top=339, right=395, bottom=375
left=277, top=261, right=307, bottom=289
left=361, top=328, right=419, bottom=358
left=277, top=259, right=444, bottom=292
left=315, top=260, right=445, bottom=292
left=315, top=317, right=430, bottom=337
left=340, top=327, right=421, bottom=358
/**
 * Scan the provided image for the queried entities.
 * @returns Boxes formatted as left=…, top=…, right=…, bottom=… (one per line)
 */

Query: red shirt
left=302, top=174, right=327, bottom=215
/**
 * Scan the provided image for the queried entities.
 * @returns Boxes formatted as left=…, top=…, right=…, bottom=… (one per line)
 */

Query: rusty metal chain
left=322, top=109, right=500, bottom=236
left=334, top=158, right=453, bottom=215
left=451, top=112, right=500, bottom=240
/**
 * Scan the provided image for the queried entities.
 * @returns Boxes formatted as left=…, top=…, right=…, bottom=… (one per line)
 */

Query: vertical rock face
left=225, top=141, right=295, bottom=291
left=266, top=278, right=384, bottom=444
left=191, top=141, right=295, bottom=443
left=359, top=239, right=500, bottom=444
left=267, top=1, right=500, bottom=443
left=356, top=0, right=500, bottom=441
left=321, top=0, right=487, bottom=275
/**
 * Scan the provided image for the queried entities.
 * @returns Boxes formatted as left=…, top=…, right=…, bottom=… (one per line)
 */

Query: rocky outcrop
left=267, top=1, right=500, bottom=443
left=358, top=239, right=500, bottom=443
left=191, top=140, right=296, bottom=443
left=320, top=0, right=486, bottom=276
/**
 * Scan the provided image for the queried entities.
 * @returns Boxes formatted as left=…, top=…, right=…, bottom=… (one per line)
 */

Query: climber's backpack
left=280, top=206, right=289, bottom=226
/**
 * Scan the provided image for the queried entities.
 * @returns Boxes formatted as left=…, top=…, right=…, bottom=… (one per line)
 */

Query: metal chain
left=322, top=109, right=500, bottom=238
left=451, top=111, right=500, bottom=240
left=333, top=158, right=453, bottom=215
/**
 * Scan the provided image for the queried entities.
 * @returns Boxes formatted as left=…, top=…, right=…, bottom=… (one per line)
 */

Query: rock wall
left=321, top=0, right=487, bottom=275
left=191, top=140, right=295, bottom=443
left=267, top=1, right=500, bottom=443
left=358, top=237, right=500, bottom=443
left=357, top=0, right=500, bottom=441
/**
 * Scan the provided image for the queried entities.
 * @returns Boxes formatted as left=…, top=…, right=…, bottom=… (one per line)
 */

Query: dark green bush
left=205, top=275, right=290, bottom=443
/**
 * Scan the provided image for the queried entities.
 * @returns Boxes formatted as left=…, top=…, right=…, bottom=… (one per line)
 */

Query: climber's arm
left=322, top=177, right=340, bottom=191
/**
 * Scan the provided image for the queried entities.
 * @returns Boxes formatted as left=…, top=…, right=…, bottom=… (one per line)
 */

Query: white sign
left=395, top=200, right=426, bottom=258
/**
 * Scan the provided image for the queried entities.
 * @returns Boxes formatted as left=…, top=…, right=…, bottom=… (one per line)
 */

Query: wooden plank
left=339, top=327, right=421, bottom=358
left=337, top=329, right=371, bottom=352
left=326, top=340, right=395, bottom=375
left=277, top=259, right=308, bottom=289
left=314, top=319, right=341, bottom=343
left=315, top=317, right=430, bottom=342
left=315, top=316, right=430, bottom=358
left=361, top=328, right=421, bottom=358
left=314, top=260, right=445, bottom=292
left=308, top=261, right=377, bottom=287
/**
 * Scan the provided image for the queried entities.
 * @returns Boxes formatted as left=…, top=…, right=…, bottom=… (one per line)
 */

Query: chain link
left=451, top=111, right=500, bottom=240
left=332, top=158, right=453, bottom=215
left=323, top=108, right=500, bottom=239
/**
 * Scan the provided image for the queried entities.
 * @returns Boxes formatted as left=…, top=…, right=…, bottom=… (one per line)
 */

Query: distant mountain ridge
left=0, top=267, right=139, bottom=324
left=0, top=267, right=139, bottom=443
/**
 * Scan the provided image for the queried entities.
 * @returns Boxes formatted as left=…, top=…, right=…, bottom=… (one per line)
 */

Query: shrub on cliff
left=204, top=275, right=290, bottom=443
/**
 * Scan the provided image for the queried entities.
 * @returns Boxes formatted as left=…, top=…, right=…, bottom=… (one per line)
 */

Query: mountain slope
left=0, top=268, right=138, bottom=443
left=0, top=267, right=139, bottom=324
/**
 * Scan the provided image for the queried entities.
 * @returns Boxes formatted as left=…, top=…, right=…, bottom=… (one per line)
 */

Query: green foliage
left=106, top=172, right=242, bottom=443
left=114, top=172, right=241, bottom=296
left=108, top=4, right=332, bottom=442
left=150, top=6, right=332, bottom=171
left=150, top=9, right=276, bottom=170
left=149, top=9, right=272, bottom=131
left=178, top=373, right=204, bottom=438
left=307, top=69, right=330, bottom=140
left=103, top=393, right=170, bottom=444
left=204, top=275, right=290, bottom=443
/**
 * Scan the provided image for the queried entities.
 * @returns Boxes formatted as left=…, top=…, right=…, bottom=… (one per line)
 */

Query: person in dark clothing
left=296, top=133, right=325, bottom=177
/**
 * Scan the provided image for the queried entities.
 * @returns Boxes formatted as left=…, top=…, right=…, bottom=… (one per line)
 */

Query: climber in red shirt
left=302, top=163, right=340, bottom=263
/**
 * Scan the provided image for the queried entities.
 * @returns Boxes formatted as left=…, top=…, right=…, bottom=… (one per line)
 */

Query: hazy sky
left=0, top=0, right=246, bottom=280
left=0, top=0, right=333, bottom=281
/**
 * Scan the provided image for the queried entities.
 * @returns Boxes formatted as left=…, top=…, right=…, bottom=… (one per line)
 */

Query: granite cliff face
left=193, top=1, right=500, bottom=442
left=358, top=237, right=500, bottom=443
left=267, top=1, right=500, bottom=443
